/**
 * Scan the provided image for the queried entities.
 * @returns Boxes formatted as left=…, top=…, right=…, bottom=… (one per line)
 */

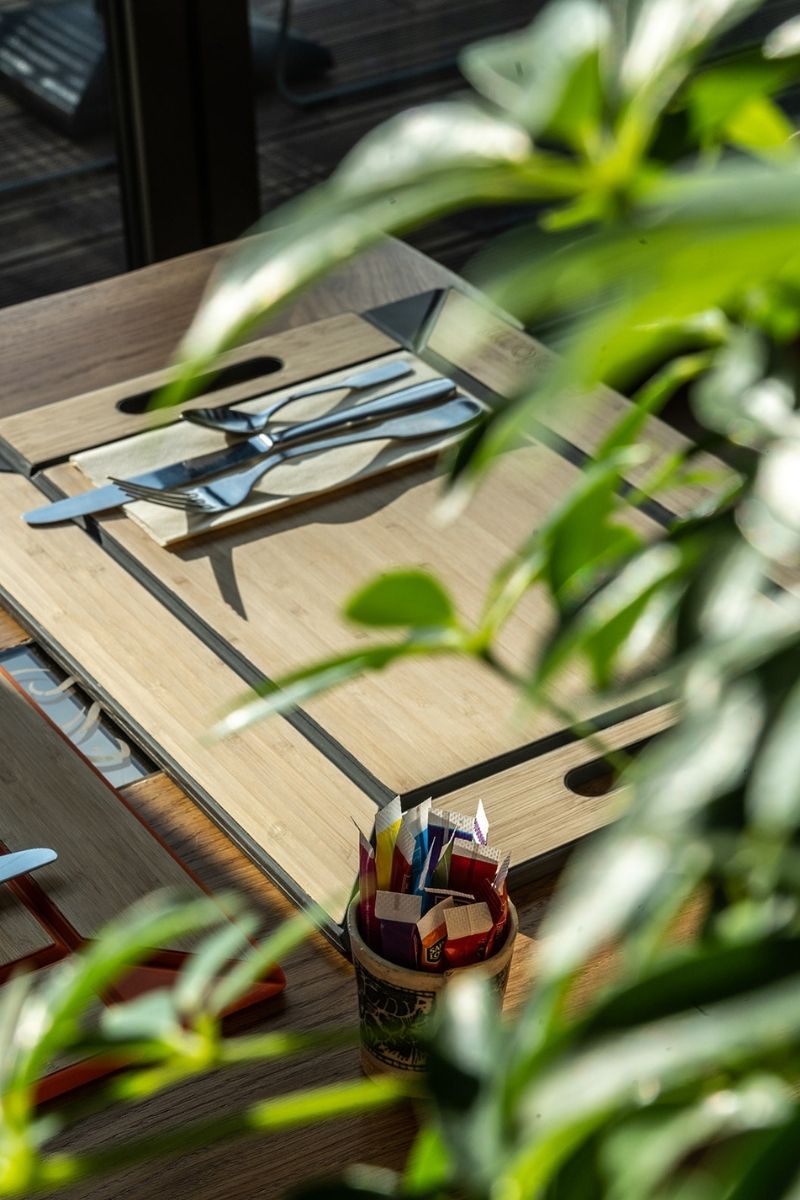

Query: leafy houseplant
left=7, top=0, right=800, bottom=1196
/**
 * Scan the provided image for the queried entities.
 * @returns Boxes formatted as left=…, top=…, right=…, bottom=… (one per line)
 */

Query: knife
left=0, top=847, right=58, bottom=885
left=23, top=377, right=456, bottom=525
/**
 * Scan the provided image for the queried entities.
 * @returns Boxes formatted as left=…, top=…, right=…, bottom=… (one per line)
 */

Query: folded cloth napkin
left=72, top=352, right=468, bottom=548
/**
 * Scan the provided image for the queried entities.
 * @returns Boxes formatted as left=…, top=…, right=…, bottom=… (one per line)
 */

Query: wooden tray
left=0, top=295, right=716, bottom=943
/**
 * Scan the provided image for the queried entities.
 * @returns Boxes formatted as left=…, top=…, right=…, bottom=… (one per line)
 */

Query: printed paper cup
left=347, top=896, right=518, bottom=1076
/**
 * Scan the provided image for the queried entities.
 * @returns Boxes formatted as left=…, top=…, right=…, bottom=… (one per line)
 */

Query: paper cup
left=347, top=897, right=518, bottom=1076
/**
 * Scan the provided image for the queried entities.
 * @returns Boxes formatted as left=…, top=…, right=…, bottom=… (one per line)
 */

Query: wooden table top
left=0, top=239, right=581, bottom=1199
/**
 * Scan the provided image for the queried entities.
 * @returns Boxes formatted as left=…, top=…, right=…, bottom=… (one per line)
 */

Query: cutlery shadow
left=175, top=457, right=438, bottom=620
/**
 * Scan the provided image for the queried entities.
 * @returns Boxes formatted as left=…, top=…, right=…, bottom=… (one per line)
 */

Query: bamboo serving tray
left=0, top=291, right=725, bottom=944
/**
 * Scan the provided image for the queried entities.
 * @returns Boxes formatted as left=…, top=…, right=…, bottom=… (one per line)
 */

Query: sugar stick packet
left=375, top=890, right=422, bottom=969
left=375, top=796, right=402, bottom=891
left=389, top=821, right=415, bottom=894
left=494, top=853, right=510, bottom=893
left=450, top=841, right=501, bottom=895
left=443, top=901, right=494, bottom=966
left=432, top=831, right=456, bottom=888
left=357, top=831, right=379, bottom=950
left=476, top=876, right=508, bottom=957
left=413, top=846, right=436, bottom=913
left=424, top=886, right=475, bottom=903
left=427, top=809, right=450, bottom=867
left=416, top=896, right=454, bottom=971
left=445, top=809, right=476, bottom=841
left=473, top=799, right=489, bottom=846
left=405, top=797, right=431, bottom=886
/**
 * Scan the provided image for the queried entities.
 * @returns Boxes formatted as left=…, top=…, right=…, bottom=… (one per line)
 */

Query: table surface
left=0, top=239, right=604, bottom=1199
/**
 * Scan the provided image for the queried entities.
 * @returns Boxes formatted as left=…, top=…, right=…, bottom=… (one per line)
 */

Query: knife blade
left=0, top=847, right=58, bottom=885
left=23, top=377, right=455, bottom=525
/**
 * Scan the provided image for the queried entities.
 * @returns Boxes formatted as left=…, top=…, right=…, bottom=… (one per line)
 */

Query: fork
left=182, top=359, right=414, bottom=435
left=112, top=397, right=481, bottom=515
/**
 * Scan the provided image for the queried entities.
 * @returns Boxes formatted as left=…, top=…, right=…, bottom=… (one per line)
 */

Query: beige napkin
left=72, top=351, right=472, bottom=548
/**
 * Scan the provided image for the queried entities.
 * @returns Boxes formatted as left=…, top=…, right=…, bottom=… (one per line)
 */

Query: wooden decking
left=0, top=0, right=529, bottom=309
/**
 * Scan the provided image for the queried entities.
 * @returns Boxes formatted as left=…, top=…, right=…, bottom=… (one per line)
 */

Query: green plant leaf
left=747, top=674, right=800, bottom=836
left=765, top=15, right=800, bottom=60
left=100, top=990, right=180, bottom=1045
left=583, top=938, right=800, bottom=1034
left=288, top=1166, right=402, bottom=1198
left=531, top=681, right=762, bottom=986
left=722, top=1110, right=800, bottom=1200
left=402, top=1127, right=453, bottom=1195
left=576, top=542, right=690, bottom=689
left=620, top=0, right=763, bottom=97
left=725, top=94, right=796, bottom=155
left=174, top=911, right=261, bottom=1018
left=0, top=972, right=36, bottom=1095
left=345, top=571, right=457, bottom=629
left=212, top=634, right=462, bottom=739
left=691, top=326, right=794, bottom=446
left=5, top=893, right=230, bottom=1097
left=460, top=1, right=610, bottom=148
left=209, top=906, right=321, bottom=1016
left=506, top=971, right=800, bottom=1193
left=164, top=101, right=558, bottom=394
left=682, top=51, right=800, bottom=151
left=601, top=1079, right=793, bottom=1200
left=424, top=977, right=506, bottom=1192
left=539, top=453, right=645, bottom=609
left=333, top=100, right=532, bottom=194
left=741, top=434, right=800, bottom=562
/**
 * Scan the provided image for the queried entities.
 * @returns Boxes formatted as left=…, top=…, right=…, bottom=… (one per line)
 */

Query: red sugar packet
left=449, top=841, right=501, bottom=894
left=476, top=876, right=508, bottom=957
left=358, top=831, right=380, bottom=949
left=443, top=901, right=494, bottom=966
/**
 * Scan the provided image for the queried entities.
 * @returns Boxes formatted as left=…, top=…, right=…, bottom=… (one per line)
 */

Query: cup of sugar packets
left=347, top=894, right=517, bottom=1076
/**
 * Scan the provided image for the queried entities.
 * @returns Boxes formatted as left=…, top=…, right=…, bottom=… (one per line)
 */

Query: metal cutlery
left=23, top=377, right=456, bottom=525
left=183, top=359, right=415, bottom=434
left=112, top=396, right=482, bottom=515
left=0, top=847, right=58, bottom=885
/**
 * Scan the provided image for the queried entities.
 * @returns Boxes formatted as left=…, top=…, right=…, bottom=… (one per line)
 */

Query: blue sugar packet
left=403, top=797, right=431, bottom=886
left=412, top=845, right=436, bottom=912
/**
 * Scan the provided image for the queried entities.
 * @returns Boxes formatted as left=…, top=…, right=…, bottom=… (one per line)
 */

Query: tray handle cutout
left=564, top=735, right=655, bottom=797
left=116, top=355, right=284, bottom=414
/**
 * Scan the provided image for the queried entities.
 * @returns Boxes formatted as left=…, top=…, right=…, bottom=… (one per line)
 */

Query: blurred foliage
left=181, top=0, right=800, bottom=1195
left=0, top=895, right=414, bottom=1195
left=8, top=0, right=800, bottom=1196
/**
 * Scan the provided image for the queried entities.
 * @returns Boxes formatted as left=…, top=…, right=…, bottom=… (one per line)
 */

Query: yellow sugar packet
left=374, top=795, right=402, bottom=890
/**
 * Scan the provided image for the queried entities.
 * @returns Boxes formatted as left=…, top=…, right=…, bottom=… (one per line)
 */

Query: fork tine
left=109, top=478, right=199, bottom=509
left=130, top=493, right=197, bottom=510
left=108, top=476, right=183, bottom=500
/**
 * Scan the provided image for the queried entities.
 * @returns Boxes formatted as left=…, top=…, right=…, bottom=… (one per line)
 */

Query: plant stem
left=540, top=694, right=632, bottom=779
left=479, top=647, right=528, bottom=689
